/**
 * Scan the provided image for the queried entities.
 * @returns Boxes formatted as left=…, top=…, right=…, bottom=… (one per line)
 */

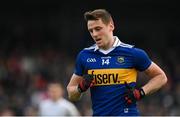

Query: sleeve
left=133, top=48, right=152, bottom=71
left=74, top=51, right=84, bottom=76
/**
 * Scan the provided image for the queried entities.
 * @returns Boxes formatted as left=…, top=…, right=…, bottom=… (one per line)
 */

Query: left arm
left=141, top=62, right=168, bottom=95
left=124, top=48, right=168, bottom=104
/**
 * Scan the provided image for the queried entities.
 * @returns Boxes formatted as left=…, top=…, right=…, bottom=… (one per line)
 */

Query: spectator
left=38, top=81, right=80, bottom=116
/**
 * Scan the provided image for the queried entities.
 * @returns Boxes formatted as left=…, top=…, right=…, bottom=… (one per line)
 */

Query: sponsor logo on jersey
left=87, top=58, right=96, bottom=62
left=88, top=68, right=137, bottom=86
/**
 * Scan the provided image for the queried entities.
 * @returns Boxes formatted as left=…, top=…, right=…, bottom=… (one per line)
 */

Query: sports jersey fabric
left=74, top=36, right=152, bottom=116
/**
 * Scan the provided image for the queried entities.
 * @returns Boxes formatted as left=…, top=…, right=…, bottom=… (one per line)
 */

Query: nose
left=91, top=30, right=98, bottom=38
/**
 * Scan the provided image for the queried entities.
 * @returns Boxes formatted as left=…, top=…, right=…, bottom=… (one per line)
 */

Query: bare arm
left=67, top=74, right=83, bottom=101
left=142, top=62, right=168, bottom=95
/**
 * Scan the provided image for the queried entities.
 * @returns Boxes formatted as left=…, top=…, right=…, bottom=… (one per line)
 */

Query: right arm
left=67, top=74, right=84, bottom=101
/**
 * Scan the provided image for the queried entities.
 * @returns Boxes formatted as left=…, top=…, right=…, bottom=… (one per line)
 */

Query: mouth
left=95, top=38, right=102, bottom=43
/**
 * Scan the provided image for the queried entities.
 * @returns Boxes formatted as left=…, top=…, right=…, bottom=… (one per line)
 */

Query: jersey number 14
left=102, top=59, right=110, bottom=65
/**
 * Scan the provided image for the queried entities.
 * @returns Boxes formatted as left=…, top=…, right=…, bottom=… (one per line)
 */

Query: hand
left=77, top=74, right=94, bottom=93
left=124, top=82, right=145, bottom=104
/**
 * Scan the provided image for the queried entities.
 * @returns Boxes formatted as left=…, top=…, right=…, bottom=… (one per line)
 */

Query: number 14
left=102, top=59, right=110, bottom=65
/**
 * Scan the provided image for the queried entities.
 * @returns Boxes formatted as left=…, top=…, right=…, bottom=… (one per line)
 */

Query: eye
left=88, top=26, right=102, bottom=34
left=89, top=29, right=93, bottom=33
left=95, top=27, right=102, bottom=31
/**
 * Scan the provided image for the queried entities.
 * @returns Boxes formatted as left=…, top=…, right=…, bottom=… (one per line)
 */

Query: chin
left=97, top=45, right=103, bottom=48
left=98, top=46, right=106, bottom=50
left=97, top=43, right=103, bottom=47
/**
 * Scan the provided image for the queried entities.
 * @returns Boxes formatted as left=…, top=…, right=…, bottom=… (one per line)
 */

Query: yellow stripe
left=88, top=68, right=137, bottom=86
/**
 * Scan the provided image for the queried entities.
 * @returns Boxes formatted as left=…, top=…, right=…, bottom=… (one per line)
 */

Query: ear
left=109, top=21, right=114, bottom=31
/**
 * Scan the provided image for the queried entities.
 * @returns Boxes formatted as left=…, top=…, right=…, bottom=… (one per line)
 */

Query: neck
left=101, top=37, right=115, bottom=50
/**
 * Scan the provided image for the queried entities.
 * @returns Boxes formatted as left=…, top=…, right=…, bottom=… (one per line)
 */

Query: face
left=87, top=19, right=114, bottom=49
left=48, top=84, right=63, bottom=101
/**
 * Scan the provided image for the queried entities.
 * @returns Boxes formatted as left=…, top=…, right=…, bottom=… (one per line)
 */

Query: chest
left=83, top=52, right=134, bottom=70
left=41, top=101, right=69, bottom=116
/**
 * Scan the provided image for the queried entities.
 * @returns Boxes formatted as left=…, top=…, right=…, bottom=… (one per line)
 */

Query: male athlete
left=67, top=9, right=167, bottom=116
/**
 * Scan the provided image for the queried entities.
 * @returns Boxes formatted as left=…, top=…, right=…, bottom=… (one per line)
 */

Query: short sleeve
left=133, top=48, right=152, bottom=71
left=74, top=51, right=84, bottom=76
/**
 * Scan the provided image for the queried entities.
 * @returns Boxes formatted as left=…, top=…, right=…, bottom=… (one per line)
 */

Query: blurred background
left=0, top=0, right=179, bottom=116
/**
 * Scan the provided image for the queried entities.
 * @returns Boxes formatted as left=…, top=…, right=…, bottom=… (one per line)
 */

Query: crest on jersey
left=117, top=56, right=124, bottom=64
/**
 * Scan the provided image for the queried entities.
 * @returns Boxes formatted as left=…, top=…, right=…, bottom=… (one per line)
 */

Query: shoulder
left=77, top=44, right=96, bottom=56
left=118, top=41, right=145, bottom=53
left=82, top=44, right=96, bottom=54
left=119, top=41, right=134, bottom=48
left=116, top=41, right=135, bottom=54
left=84, top=44, right=96, bottom=50
left=128, top=47, right=150, bottom=59
left=117, top=41, right=149, bottom=57
left=39, top=99, right=51, bottom=106
left=60, top=98, right=76, bottom=108
left=40, top=99, right=50, bottom=103
left=117, top=41, right=135, bottom=51
left=131, top=47, right=148, bottom=56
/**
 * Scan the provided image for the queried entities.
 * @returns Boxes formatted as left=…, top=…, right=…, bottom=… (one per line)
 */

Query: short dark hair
left=84, top=9, right=113, bottom=25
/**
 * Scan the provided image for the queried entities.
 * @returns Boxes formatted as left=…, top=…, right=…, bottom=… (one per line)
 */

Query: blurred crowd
left=0, top=43, right=179, bottom=116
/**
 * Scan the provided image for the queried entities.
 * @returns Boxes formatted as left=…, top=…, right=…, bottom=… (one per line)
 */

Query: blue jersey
left=74, top=37, right=152, bottom=116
